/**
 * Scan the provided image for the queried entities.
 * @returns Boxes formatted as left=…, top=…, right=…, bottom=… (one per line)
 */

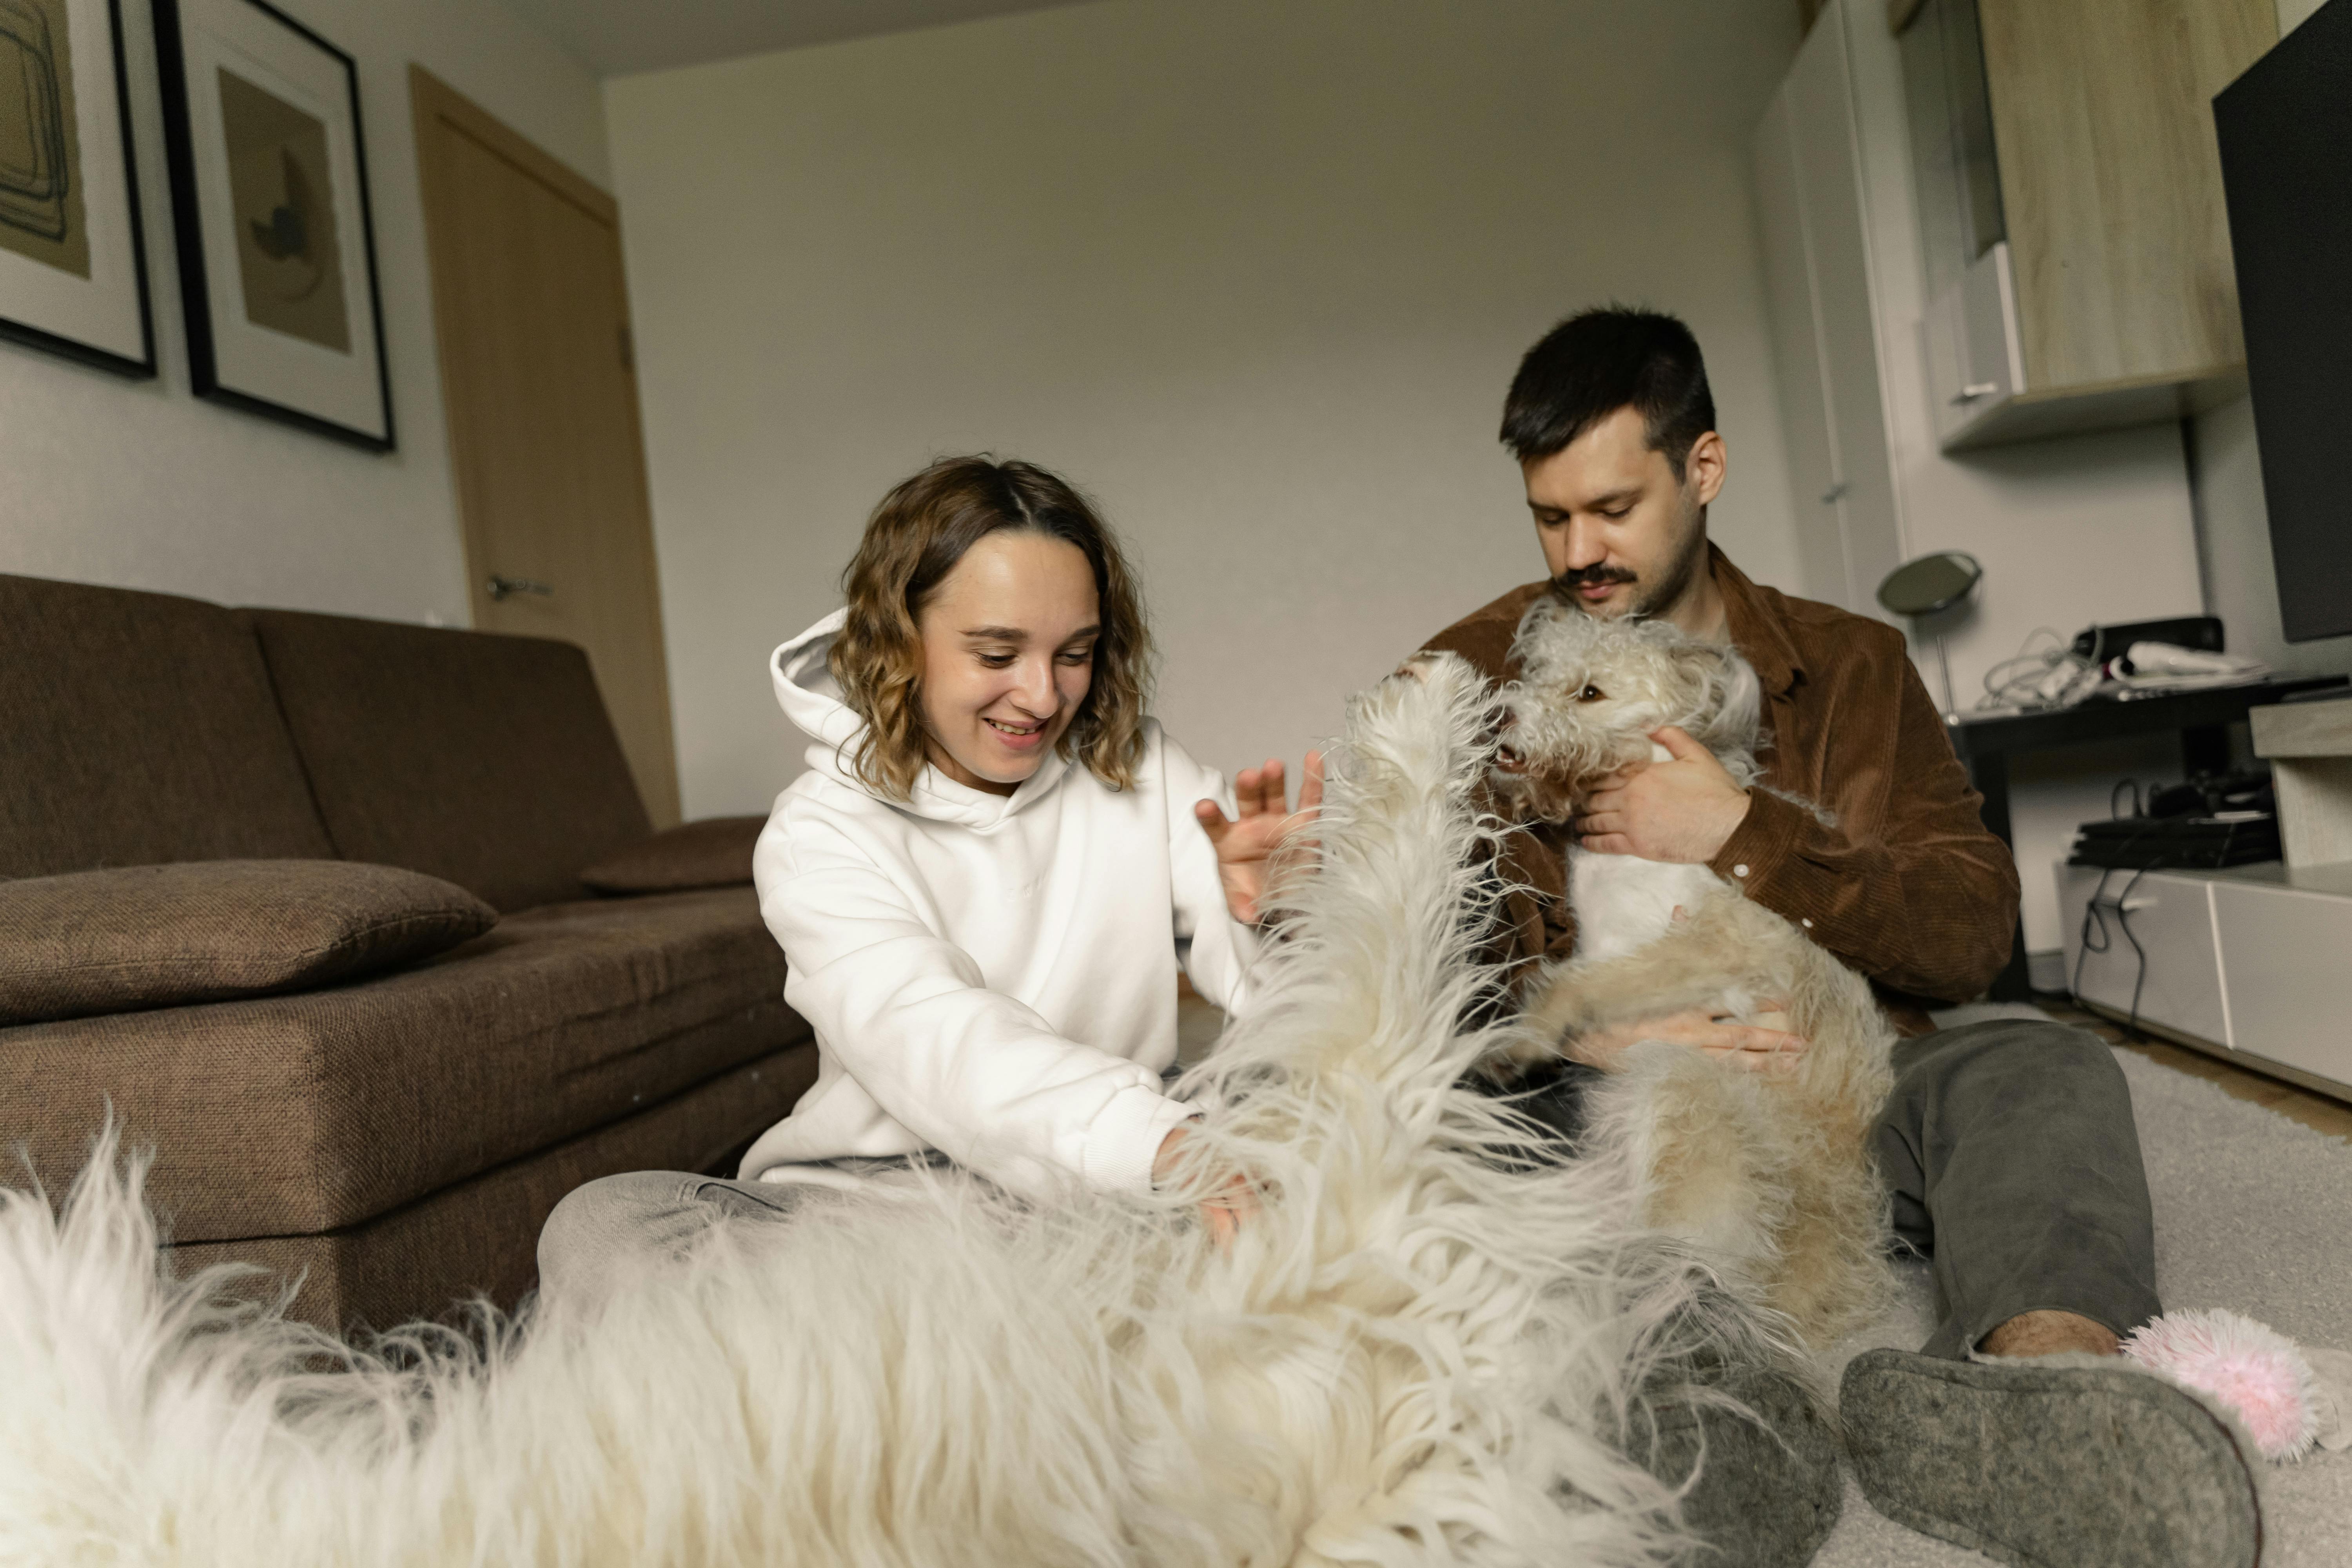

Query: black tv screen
left=2214, top=0, right=2352, bottom=643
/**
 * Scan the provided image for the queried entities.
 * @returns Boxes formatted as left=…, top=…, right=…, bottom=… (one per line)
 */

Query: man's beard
left=1552, top=504, right=1707, bottom=621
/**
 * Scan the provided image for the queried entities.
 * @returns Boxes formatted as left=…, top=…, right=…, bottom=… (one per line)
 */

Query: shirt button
left=1801, top=918, right=1813, bottom=928
left=1733, top=864, right=1750, bottom=878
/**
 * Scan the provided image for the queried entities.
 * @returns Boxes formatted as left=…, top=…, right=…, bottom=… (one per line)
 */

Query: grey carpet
left=1810, top=1006, right=2352, bottom=1566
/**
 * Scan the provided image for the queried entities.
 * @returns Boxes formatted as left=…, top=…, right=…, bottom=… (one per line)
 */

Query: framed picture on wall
left=0, top=0, right=155, bottom=376
left=152, top=0, right=393, bottom=449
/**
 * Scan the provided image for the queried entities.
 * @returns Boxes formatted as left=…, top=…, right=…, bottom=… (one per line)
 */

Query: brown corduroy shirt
left=1422, top=545, right=2021, bottom=1037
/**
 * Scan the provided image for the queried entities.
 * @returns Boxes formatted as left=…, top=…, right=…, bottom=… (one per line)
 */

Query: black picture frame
left=0, top=0, right=156, bottom=377
left=151, top=0, right=394, bottom=450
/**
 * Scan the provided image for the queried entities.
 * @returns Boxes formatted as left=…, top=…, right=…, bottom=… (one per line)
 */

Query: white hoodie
left=740, top=610, right=1258, bottom=1199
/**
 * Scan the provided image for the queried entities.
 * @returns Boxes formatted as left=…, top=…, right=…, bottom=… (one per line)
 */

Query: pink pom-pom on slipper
left=2124, top=1308, right=2321, bottom=1461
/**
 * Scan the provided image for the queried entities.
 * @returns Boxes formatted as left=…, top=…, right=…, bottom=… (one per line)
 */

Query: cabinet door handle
left=486, top=575, right=554, bottom=601
left=1952, top=381, right=2001, bottom=404
left=1820, top=482, right=1849, bottom=505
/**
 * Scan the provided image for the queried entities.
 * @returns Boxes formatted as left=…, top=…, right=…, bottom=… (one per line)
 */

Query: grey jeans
left=535, top=1169, right=819, bottom=1312
left=536, top=1156, right=955, bottom=1312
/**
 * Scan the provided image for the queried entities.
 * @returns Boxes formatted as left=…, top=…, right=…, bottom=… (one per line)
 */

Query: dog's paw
left=1478, top=1030, right=1566, bottom=1074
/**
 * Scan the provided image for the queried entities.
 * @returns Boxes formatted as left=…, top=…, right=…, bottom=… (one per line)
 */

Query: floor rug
left=1813, top=1006, right=2352, bottom=1566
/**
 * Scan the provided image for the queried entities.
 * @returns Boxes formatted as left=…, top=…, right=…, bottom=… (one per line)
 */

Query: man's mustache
left=1553, top=565, right=1637, bottom=591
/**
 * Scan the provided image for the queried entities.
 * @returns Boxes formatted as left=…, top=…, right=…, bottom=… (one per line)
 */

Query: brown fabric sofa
left=0, top=572, right=814, bottom=1328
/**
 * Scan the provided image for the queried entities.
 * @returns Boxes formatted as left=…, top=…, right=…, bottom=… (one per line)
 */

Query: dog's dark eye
left=1577, top=684, right=1605, bottom=703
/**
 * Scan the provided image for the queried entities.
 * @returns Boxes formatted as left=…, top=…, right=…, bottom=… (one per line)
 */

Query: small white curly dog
left=1486, top=596, right=1898, bottom=1348
left=0, top=653, right=1786, bottom=1568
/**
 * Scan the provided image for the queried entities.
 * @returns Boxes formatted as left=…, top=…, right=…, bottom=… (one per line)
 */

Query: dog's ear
left=1508, top=593, right=1583, bottom=686
left=1706, top=653, right=1764, bottom=757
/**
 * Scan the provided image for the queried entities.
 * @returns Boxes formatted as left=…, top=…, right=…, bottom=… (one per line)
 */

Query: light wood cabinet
left=1892, top=0, right=2275, bottom=448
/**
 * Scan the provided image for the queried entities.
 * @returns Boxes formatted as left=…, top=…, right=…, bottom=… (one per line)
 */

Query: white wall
left=606, top=0, right=1809, bottom=818
left=0, top=0, right=608, bottom=627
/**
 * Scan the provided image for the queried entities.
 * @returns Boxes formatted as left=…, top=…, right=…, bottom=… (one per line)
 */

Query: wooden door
left=410, top=67, right=681, bottom=826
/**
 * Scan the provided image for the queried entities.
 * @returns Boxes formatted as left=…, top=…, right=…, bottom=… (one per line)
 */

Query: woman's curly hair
left=829, top=456, right=1155, bottom=800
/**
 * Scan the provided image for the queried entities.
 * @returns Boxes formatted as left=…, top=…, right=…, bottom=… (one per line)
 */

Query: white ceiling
left=498, top=0, right=1101, bottom=76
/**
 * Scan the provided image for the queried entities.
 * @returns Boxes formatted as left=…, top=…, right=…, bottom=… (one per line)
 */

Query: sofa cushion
left=0, top=574, right=334, bottom=878
left=580, top=816, right=764, bottom=894
left=0, top=860, right=496, bottom=1025
left=5, top=887, right=802, bottom=1241
left=245, top=609, right=652, bottom=912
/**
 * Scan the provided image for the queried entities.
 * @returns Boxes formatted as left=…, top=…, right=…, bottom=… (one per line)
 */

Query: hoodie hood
left=771, top=610, right=1069, bottom=829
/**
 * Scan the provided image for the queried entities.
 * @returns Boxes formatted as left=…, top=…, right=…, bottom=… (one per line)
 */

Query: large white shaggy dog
left=1488, top=600, right=1897, bottom=1348
left=0, top=655, right=1781, bottom=1568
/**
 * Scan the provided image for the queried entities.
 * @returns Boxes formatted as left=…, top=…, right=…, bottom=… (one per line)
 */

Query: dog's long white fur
left=0, top=653, right=1769, bottom=1568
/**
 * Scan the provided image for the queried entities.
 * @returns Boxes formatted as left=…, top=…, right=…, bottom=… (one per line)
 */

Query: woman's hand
left=1154, top=1123, right=1258, bottom=1246
left=1194, top=753, right=1325, bottom=926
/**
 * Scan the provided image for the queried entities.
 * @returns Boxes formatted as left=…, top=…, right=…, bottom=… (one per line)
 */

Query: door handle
left=1952, top=381, right=2000, bottom=404
left=1820, top=482, right=1849, bottom=505
left=486, top=575, right=553, bottom=601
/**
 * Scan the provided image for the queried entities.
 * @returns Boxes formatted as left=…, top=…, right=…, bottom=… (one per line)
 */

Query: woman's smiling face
left=915, top=530, right=1100, bottom=796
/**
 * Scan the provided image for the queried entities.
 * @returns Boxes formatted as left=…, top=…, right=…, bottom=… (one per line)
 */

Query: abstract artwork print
left=217, top=65, right=347, bottom=352
left=0, top=0, right=89, bottom=277
left=152, top=0, right=388, bottom=444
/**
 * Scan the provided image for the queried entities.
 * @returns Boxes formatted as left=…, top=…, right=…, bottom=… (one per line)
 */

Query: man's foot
left=1841, top=1347, right=2263, bottom=1568
left=1632, top=1361, right=1842, bottom=1568
left=1980, top=1308, right=2122, bottom=1359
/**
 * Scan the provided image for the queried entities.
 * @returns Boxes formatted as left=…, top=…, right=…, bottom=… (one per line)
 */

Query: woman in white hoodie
left=538, top=457, right=1314, bottom=1304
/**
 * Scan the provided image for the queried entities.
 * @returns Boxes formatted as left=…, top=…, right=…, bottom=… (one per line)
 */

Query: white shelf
left=2057, top=856, right=2352, bottom=1102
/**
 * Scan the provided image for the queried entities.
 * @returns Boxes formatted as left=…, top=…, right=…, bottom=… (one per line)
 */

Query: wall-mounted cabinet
left=1892, top=0, right=2276, bottom=449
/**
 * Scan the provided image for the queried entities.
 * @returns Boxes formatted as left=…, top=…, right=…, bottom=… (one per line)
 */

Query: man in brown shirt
left=1423, top=309, right=2257, bottom=1567
left=1428, top=544, right=2018, bottom=1038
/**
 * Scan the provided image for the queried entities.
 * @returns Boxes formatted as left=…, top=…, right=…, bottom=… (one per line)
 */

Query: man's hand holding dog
left=1564, top=1007, right=1808, bottom=1074
left=1573, top=725, right=1751, bottom=862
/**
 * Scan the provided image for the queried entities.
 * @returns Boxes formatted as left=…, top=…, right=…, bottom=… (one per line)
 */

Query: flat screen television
left=2214, top=0, right=2352, bottom=644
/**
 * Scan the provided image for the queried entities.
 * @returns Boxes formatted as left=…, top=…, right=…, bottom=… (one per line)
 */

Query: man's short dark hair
left=1500, top=307, right=1716, bottom=478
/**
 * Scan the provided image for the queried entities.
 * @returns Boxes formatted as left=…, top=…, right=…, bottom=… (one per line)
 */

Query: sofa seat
left=6, top=886, right=806, bottom=1243
left=167, top=1043, right=818, bottom=1329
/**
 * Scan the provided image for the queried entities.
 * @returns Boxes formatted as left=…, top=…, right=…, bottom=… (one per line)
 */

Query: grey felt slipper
left=1841, top=1347, right=2263, bottom=1568
left=1630, top=1361, right=1843, bottom=1568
